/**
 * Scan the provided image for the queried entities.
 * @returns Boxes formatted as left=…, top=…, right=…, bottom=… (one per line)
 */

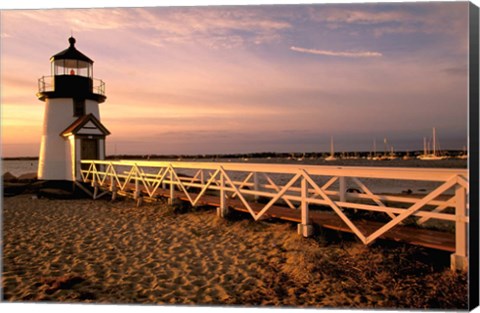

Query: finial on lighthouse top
left=68, top=36, right=76, bottom=47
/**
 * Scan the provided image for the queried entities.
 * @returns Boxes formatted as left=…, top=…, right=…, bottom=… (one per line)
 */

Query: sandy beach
left=2, top=194, right=468, bottom=309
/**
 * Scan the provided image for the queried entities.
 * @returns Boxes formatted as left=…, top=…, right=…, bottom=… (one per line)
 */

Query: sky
left=0, top=0, right=474, bottom=157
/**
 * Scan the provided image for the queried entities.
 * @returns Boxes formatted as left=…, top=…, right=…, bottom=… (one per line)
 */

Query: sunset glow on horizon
left=1, top=1, right=471, bottom=157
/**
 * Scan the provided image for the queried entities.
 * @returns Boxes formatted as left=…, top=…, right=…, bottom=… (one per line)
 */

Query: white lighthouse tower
left=37, top=37, right=110, bottom=181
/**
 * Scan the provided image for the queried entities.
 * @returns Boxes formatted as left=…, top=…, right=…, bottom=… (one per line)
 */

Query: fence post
left=339, top=176, right=347, bottom=202
left=110, top=173, right=117, bottom=201
left=93, top=182, right=98, bottom=200
left=132, top=166, right=143, bottom=206
left=253, top=172, right=259, bottom=201
left=90, top=163, right=96, bottom=187
left=168, top=168, right=175, bottom=205
left=217, top=171, right=229, bottom=218
left=134, top=171, right=140, bottom=200
left=451, top=184, right=468, bottom=271
left=162, top=170, right=166, bottom=189
left=297, top=176, right=313, bottom=237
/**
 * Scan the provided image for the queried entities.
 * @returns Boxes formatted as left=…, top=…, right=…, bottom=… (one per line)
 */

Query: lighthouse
left=37, top=37, right=110, bottom=181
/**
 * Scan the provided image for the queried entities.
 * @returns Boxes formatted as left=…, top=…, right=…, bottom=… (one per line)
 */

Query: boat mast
left=330, top=136, right=334, bottom=157
left=384, top=137, right=387, bottom=156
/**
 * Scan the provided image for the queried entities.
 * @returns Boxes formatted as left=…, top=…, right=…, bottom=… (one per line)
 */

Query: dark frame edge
left=469, top=1, right=480, bottom=311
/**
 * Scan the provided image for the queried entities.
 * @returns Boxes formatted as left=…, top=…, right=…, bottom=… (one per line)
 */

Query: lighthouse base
left=33, top=180, right=93, bottom=199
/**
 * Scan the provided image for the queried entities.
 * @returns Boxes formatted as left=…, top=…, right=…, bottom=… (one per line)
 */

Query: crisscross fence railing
left=80, top=159, right=469, bottom=270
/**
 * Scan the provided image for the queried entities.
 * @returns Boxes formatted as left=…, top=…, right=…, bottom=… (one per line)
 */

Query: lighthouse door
left=80, top=138, right=99, bottom=170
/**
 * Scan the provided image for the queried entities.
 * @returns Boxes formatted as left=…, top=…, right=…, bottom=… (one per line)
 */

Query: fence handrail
left=81, top=159, right=467, bottom=181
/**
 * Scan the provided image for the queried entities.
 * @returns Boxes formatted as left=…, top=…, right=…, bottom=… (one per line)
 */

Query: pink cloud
left=290, top=46, right=382, bottom=58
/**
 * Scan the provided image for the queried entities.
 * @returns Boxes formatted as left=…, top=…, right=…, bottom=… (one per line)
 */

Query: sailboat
left=417, top=128, right=448, bottom=160
left=325, top=136, right=337, bottom=161
left=367, top=139, right=376, bottom=160
left=457, top=146, right=468, bottom=159
left=387, top=146, right=398, bottom=160
left=370, top=138, right=389, bottom=160
left=402, top=150, right=413, bottom=160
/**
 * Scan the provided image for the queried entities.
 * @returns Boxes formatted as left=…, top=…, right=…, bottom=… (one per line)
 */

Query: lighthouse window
left=76, top=61, right=91, bottom=77
left=53, top=59, right=92, bottom=78
left=73, top=98, right=86, bottom=117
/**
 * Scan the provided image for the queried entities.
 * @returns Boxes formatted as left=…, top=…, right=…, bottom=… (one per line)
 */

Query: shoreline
left=2, top=194, right=468, bottom=308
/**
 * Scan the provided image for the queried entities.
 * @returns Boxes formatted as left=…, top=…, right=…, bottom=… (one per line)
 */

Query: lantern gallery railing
left=38, top=76, right=55, bottom=93
left=80, top=160, right=469, bottom=270
left=37, top=76, right=106, bottom=96
left=92, top=79, right=106, bottom=95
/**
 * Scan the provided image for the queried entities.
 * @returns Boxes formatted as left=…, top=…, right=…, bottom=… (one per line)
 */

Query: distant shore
left=1, top=149, right=470, bottom=161
left=2, top=194, right=467, bottom=308
left=2, top=156, right=39, bottom=161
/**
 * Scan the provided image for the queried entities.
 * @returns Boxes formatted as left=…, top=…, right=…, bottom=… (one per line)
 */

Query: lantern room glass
left=52, top=59, right=92, bottom=78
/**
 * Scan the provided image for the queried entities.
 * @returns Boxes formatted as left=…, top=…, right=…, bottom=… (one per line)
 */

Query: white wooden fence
left=80, top=159, right=469, bottom=271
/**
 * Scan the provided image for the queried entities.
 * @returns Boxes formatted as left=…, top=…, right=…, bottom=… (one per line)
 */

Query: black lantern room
left=37, top=37, right=106, bottom=103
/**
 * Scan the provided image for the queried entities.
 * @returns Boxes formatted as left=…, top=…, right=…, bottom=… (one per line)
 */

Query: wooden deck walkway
left=98, top=182, right=455, bottom=253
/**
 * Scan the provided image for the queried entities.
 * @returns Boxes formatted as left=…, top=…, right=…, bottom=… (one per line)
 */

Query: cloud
left=290, top=46, right=382, bottom=58
left=442, top=66, right=467, bottom=77
left=132, top=7, right=292, bottom=48
left=4, top=7, right=292, bottom=51
left=307, top=2, right=468, bottom=41
left=9, top=9, right=128, bottom=31
left=322, top=9, right=410, bottom=25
